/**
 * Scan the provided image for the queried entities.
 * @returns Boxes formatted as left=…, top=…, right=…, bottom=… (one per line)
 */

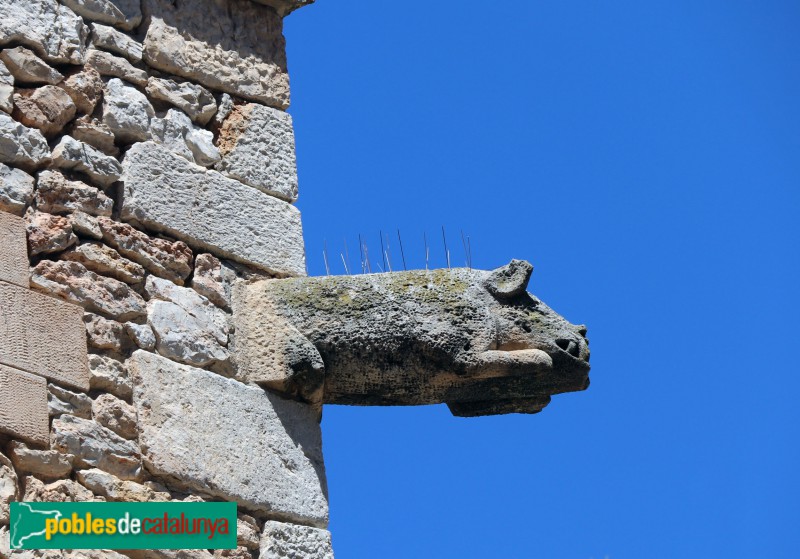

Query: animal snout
left=555, top=338, right=581, bottom=357
left=556, top=327, right=590, bottom=362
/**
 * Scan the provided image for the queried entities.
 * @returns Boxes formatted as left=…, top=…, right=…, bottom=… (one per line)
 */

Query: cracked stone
left=35, top=170, right=113, bottom=216
left=0, top=46, right=63, bottom=85
left=101, top=77, right=154, bottom=143
left=0, top=162, right=34, bottom=215
left=30, top=259, right=147, bottom=321
left=61, top=242, right=145, bottom=284
left=25, top=210, right=77, bottom=255
left=51, top=135, right=122, bottom=187
left=0, top=112, right=51, bottom=170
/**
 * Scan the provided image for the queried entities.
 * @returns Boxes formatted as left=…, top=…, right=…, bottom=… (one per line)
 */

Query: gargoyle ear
left=485, top=259, right=533, bottom=299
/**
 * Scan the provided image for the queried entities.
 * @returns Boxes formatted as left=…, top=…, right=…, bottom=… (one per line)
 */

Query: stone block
left=0, top=211, right=29, bottom=287
left=260, top=521, right=333, bottom=559
left=0, top=0, right=88, bottom=64
left=129, top=350, right=328, bottom=526
left=51, top=414, right=142, bottom=480
left=121, top=142, right=306, bottom=276
left=6, top=440, right=74, bottom=480
left=0, top=280, right=89, bottom=390
left=61, top=0, right=142, bottom=31
left=142, top=0, right=290, bottom=108
left=91, top=23, right=144, bottom=62
left=0, top=112, right=51, bottom=171
left=0, top=164, right=34, bottom=216
left=0, top=47, right=63, bottom=85
left=216, top=103, right=299, bottom=202
left=51, top=135, right=122, bottom=187
left=30, top=260, right=147, bottom=321
left=0, top=364, right=49, bottom=446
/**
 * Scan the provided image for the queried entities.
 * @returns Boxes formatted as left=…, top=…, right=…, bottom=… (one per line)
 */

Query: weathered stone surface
left=129, top=550, right=214, bottom=559
left=48, top=383, right=92, bottom=419
left=77, top=469, right=169, bottom=503
left=129, top=351, right=328, bottom=525
left=124, top=321, right=156, bottom=350
left=88, top=354, right=132, bottom=400
left=92, top=393, right=137, bottom=439
left=260, top=521, right=333, bottom=559
left=6, top=441, right=73, bottom=480
left=214, top=93, right=235, bottom=127
left=65, top=550, right=129, bottom=559
left=216, top=103, right=298, bottom=202
left=0, top=0, right=88, bottom=64
left=249, top=0, right=315, bottom=17
left=192, top=253, right=237, bottom=311
left=61, top=242, right=145, bottom=284
left=102, top=78, right=153, bottom=143
left=0, top=450, right=18, bottom=524
left=142, top=0, right=290, bottom=108
left=213, top=548, right=253, bottom=559
left=146, top=77, right=216, bottom=125
left=0, top=280, right=90, bottom=390
left=0, top=60, right=12, bottom=114
left=0, top=164, right=34, bottom=216
left=0, top=211, right=29, bottom=287
left=59, top=67, right=104, bottom=115
left=87, top=48, right=148, bottom=86
left=51, top=135, right=122, bottom=187
left=150, top=108, right=219, bottom=167
left=146, top=299, right=227, bottom=366
left=0, top=112, right=51, bottom=170
left=68, top=210, right=103, bottom=240
left=35, top=170, right=114, bottom=216
left=237, top=515, right=260, bottom=551
left=234, top=261, right=591, bottom=416
left=22, top=476, right=97, bottom=502
left=185, top=127, right=220, bottom=168
left=62, top=0, right=142, bottom=31
left=51, top=415, right=141, bottom=480
left=145, top=276, right=230, bottom=367
left=0, top=364, right=49, bottom=446
left=83, top=312, right=128, bottom=351
left=91, top=23, right=144, bottom=62
left=30, top=260, right=147, bottom=321
left=25, top=210, right=77, bottom=255
left=0, top=46, right=63, bottom=85
left=70, top=116, right=119, bottom=156
left=0, top=526, right=8, bottom=559
left=97, top=217, right=193, bottom=284
left=121, top=142, right=306, bottom=276
left=12, top=86, right=76, bottom=137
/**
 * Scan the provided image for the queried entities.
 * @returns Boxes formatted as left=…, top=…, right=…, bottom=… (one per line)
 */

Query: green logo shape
left=10, top=502, right=237, bottom=550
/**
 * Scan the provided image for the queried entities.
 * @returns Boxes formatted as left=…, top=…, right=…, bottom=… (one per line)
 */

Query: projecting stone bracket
left=233, top=260, right=591, bottom=417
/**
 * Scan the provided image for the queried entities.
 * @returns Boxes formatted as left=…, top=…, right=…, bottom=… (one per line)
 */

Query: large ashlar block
left=128, top=350, right=329, bottom=527
left=0, top=363, right=49, bottom=446
left=216, top=103, right=299, bottom=203
left=121, top=142, right=306, bottom=277
left=0, top=281, right=90, bottom=390
left=142, top=0, right=290, bottom=109
left=0, top=211, right=29, bottom=287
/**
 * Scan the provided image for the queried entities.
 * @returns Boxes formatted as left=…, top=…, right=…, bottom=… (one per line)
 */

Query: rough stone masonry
left=0, top=0, right=590, bottom=558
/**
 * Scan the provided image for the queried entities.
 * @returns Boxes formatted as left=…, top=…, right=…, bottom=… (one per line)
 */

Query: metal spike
left=397, top=229, right=407, bottom=271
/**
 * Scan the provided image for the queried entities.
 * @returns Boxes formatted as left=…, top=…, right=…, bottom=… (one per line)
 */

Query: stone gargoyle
left=232, top=260, right=590, bottom=417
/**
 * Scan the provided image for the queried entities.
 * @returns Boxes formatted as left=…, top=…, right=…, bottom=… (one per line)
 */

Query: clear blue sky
left=284, top=2, right=799, bottom=557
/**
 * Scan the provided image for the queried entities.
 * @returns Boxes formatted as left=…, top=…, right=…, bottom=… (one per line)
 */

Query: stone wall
left=0, top=0, right=332, bottom=557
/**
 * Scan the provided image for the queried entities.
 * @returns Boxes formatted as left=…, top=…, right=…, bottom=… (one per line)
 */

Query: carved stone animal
left=232, top=260, right=590, bottom=417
